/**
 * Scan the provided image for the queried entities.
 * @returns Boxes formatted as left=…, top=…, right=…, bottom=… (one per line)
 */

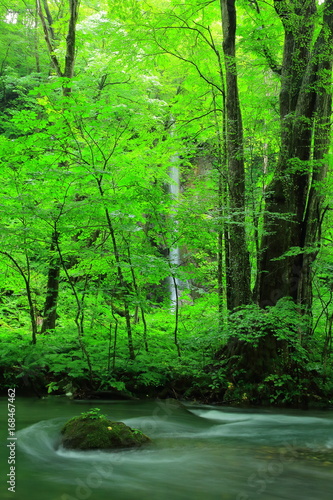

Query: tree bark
left=257, top=0, right=333, bottom=311
left=64, top=1, right=79, bottom=76
left=220, top=0, right=251, bottom=309
left=37, top=0, right=80, bottom=86
left=219, top=0, right=333, bottom=395
left=41, top=232, right=60, bottom=333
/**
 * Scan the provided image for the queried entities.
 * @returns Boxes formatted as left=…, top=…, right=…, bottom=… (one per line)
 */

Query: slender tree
left=40, top=231, right=60, bottom=333
left=37, top=0, right=80, bottom=332
left=220, top=0, right=251, bottom=309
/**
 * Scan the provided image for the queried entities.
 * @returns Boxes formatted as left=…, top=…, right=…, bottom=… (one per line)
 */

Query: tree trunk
left=220, top=0, right=251, bottom=310
left=257, top=0, right=333, bottom=311
left=219, top=1, right=333, bottom=398
left=37, top=0, right=79, bottom=86
left=41, top=231, right=60, bottom=333
left=38, top=0, right=81, bottom=333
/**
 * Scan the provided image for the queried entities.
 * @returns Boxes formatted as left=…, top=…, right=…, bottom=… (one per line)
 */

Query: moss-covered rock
left=60, top=414, right=151, bottom=451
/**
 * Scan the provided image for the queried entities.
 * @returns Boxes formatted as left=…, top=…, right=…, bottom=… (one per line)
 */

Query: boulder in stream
left=60, top=408, right=151, bottom=450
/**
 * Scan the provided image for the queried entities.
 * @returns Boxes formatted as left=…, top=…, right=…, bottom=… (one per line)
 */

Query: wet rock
left=60, top=414, right=151, bottom=450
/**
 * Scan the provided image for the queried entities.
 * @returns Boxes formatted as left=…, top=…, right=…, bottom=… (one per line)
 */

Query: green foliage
left=80, top=408, right=107, bottom=420
left=46, top=381, right=59, bottom=394
left=215, top=298, right=333, bottom=406
left=225, top=298, right=309, bottom=354
left=0, top=0, right=331, bottom=408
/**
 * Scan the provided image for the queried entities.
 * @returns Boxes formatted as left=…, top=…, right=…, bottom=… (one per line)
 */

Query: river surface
left=0, top=397, right=332, bottom=500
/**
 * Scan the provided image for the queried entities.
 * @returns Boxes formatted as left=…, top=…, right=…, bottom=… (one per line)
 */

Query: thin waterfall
left=168, top=158, right=181, bottom=310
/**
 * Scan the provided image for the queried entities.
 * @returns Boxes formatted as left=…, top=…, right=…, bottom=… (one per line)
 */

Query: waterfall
left=168, top=158, right=181, bottom=310
left=169, top=163, right=179, bottom=197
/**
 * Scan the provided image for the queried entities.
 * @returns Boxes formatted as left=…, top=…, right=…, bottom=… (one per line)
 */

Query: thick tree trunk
left=219, top=1, right=333, bottom=398
left=220, top=0, right=251, bottom=309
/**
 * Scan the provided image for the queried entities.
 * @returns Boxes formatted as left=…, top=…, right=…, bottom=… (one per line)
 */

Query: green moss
left=61, top=415, right=151, bottom=450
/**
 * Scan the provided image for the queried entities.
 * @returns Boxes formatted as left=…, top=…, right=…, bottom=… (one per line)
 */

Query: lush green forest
left=0, top=0, right=332, bottom=407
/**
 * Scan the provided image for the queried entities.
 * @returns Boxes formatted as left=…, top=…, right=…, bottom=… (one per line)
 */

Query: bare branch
left=177, top=109, right=224, bottom=128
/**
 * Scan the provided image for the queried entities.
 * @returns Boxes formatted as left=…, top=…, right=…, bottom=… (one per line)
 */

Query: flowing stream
left=0, top=398, right=332, bottom=500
